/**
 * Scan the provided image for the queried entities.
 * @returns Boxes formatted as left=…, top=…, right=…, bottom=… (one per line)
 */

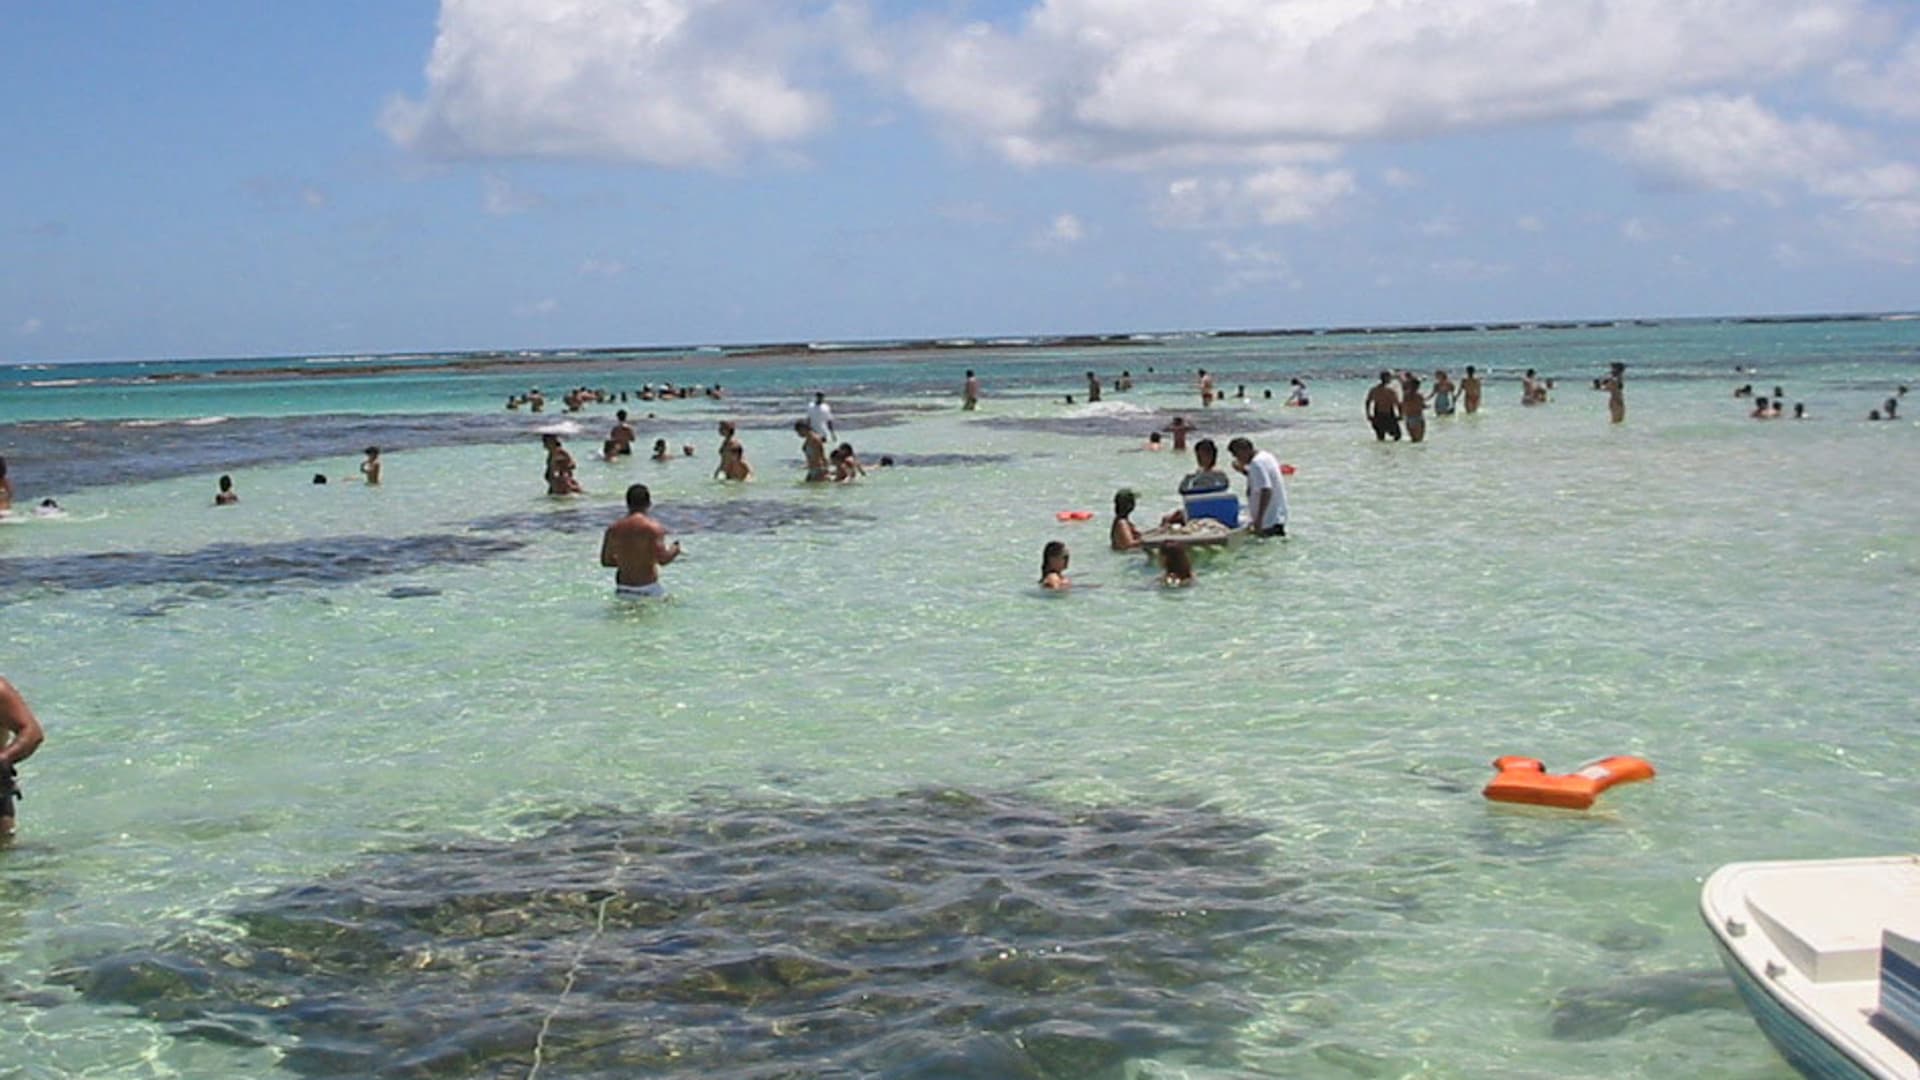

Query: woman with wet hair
left=1039, top=541, right=1071, bottom=590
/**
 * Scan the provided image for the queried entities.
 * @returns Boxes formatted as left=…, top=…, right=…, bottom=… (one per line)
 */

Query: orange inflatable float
left=1482, top=755, right=1655, bottom=810
left=1281, top=463, right=1297, bottom=476
left=1055, top=510, right=1094, bottom=522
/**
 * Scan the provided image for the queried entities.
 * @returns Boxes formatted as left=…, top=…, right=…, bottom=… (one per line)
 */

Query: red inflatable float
left=1482, top=755, right=1655, bottom=810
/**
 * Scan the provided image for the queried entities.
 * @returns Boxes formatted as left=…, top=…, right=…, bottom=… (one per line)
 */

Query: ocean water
left=0, top=319, right=1915, bottom=1078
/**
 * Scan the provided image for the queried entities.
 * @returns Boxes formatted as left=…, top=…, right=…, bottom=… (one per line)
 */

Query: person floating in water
left=0, top=676, right=46, bottom=839
left=1110, top=489, right=1142, bottom=551
left=214, top=474, right=238, bottom=506
left=1039, top=541, right=1072, bottom=590
left=600, top=483, right=680, bottom=600
left=359, top=446, right=382, bottom=485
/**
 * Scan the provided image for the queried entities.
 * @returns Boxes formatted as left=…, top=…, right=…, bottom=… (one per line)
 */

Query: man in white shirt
left=1227, top=437, right=1288, bottom=537
left=806, top=392, right=835, bottom=442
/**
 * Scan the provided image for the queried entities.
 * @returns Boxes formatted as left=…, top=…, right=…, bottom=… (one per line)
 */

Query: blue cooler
left=1183, top=491, right=1241, bottom=527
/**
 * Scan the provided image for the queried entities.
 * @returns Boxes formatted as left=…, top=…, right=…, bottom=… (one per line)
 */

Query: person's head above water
left=312, top=473, right=328, bottom=485
left=364, top=446, right=379, bottom=458
left=1040, top=540, right=1069, bottom=581
left=218, top=475, right=233, bottom=492
left=625, top=483, right=652, bottom=512
left=1114, top=489, right=1137, bottom=516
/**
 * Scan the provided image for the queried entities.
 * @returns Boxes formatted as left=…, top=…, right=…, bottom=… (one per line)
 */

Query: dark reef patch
left=0, top=533, right=527, bottom=603
left=470, top=498, right=875, bottom=538
left=974, top=410, right=1283, bottom=440
left=54, top=788, right=1367, bottom=1079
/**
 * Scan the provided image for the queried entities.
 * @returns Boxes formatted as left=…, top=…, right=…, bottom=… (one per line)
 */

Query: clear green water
left=0, top=321, right=1916, bottom=1077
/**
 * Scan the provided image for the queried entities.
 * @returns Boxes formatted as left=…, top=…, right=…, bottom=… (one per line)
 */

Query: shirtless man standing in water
left=0, top=676, right=46, bottom=839
left=600, top=484, right=680, bottom=599
left=795, top=420, right=830, bottom=483
left=1365, top=371, right=1402, bottom=441
left=1461, top=365, right=1483, bottom=414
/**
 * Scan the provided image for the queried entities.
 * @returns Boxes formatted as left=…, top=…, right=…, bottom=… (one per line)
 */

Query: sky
left=4, top=0, right=1919, bottom=363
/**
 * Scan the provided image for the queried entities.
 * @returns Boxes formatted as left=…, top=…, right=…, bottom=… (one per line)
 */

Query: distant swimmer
left=1039, top=541, right=1072, bottom=590
left=795, top=420, right=830, bottom=483
left=0, top=676, right=46, bottom=839
left=1286, top=378, right=1310, bottom=407
left=963, top=369, right=980, bottom=411
left=1146, top=431, right=1164, bottom=451
left=1160, top=543, right=1195, bottom=588
left=1169, top=415, right=1193, bottom=451
left=214, top=474, right=239, bottom=506
left=32, top=499, right=61, bottom=518
left=1431, top=370, right=1455, bottom=416
left=1402, top=375, right=1427, bottom=443
left=1751, top=397, right=1775, bottom=419
left=1886, top=397, right=1901, bottom=420
left=715, top=421, right=752, bottom=481
left=1793, top=402, right=1807, bottom=419
left=600, top=483, right=681, bottom=600
left=359, top=446, right=382, bottom=485
left=0, top=454, right=12, bottom=514
left=651, top=438, right=671, bottom=462
left=1365, top=370, right=1402, bottom=442
left=1198, top=368, right=1216, bottom=408
left=1111, top=489, right=1142, bottom=551
left=1117, top=370, right=1134, bottom=391
left=1734, top=384, right=1754, bottom=398
left=806, top=392, right=836, bottom=443
left=542, top=434, right=583, bottom=495
left=1522, top=369, right=1542, bottom=405
left=1602, top=362, right=1626, bottom=423
left=1461, top=365, right=1483, bottom=414
left=1228, top=436, right=1288, bottom=537
left=1086, top=371, right=1102, bottom=403
left=831, top=442, right=867, bottom=482
left=609, top=410, right=636, bottom=456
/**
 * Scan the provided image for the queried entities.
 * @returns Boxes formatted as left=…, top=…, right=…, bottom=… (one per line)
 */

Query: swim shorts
left=1, top=764, right=19, bottom=819
left=1371, top=415, right=1402, bottom=439
left=615, top=582, right=668, bottom=600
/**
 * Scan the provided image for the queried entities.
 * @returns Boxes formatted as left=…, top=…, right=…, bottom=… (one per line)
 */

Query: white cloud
left=578, top=257, right=627, bottom=278
left=1605, top=93, right=1920, bottom=261
left=1382, top=167, right=1420, bottom=190
left=515, top=298, right=559, bottom=317
left=1621, top=217, right=1655, bottom=243
left=1833, top=28, right=1920, bottom=120
left=483, top=174, right=545, bottom=216
left=18, top=317, right=42, bottom=336
left=1609, top=94, right=1864, bottom=195
left=384, top=0, right=833, bottom=169
left=1417, top=216, right=1461, bottom=238
left=896, top=0, right=1874, bottom=168
left=1157, top=166, right=1355, bottom=228
left=1515, top=214, right=1545, bottom=232
left=1033, top=212, right=1086, bottom=249
left=1208, top=240, right=1300, bottom=292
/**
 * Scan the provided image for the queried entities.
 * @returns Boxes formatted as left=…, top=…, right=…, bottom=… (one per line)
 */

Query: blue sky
left=5, top=0, right=1919, bottom=363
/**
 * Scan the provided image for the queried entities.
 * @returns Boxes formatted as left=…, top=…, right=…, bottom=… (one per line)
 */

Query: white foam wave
left=182, top=415, right=230, bottom=426
left=1068, top=400, right=1155, bottom=419
left=535, top=421, right=586, bottom=436
left=28, top=378, right=88, bottom=388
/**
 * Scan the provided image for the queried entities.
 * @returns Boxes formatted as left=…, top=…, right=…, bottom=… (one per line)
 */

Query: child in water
left=1110, top=489, right=1141, bottom=551
left=1039, top=541, right=1072, bottom=590
left=1160, top=543, right=1195, bottom=587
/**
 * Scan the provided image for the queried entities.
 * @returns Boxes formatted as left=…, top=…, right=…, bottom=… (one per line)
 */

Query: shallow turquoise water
left=1, top=321, right=1917, bottom=1077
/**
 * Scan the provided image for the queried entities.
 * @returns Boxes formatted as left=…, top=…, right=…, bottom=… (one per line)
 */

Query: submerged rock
left=1549, top=968, right=1742, bottom=1040
left=55, top=788, right=1371, bottom=1078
